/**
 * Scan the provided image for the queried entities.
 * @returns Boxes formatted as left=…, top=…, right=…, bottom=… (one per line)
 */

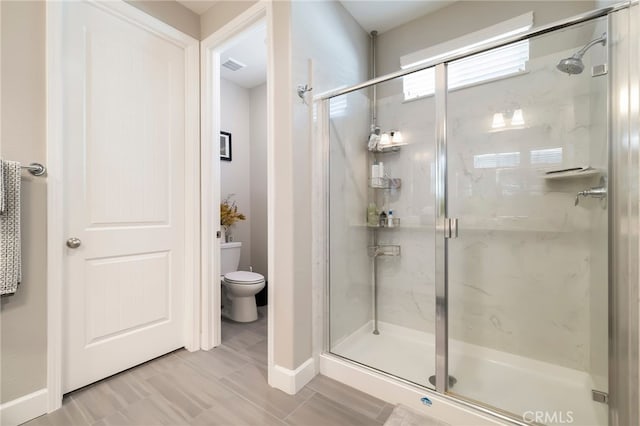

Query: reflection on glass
left=511, top=108, right=525, bottom=126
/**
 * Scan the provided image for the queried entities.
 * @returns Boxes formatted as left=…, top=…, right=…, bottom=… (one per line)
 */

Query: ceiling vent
left=222, top=58, right=246, bottom=71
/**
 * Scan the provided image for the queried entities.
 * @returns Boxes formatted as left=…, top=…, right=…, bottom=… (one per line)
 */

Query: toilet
left=220, top=242, right=265, bottom=322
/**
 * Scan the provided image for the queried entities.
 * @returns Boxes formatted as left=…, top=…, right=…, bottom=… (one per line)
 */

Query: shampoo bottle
left=379, top=210, right=387, bottom=227
left=367, top=203, right=378, bottom=226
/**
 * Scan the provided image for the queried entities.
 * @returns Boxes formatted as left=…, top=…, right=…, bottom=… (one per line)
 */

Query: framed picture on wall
left=220, top=131, right=232, bottom=161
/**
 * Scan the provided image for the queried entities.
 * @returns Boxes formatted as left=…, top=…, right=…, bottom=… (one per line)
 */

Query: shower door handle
left=445, top=218, right=458, bottom=239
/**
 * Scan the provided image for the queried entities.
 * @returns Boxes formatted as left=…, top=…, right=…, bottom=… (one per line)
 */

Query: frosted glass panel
left=328, top=71, right=437, bottom=389
left=446, top=18, right=608, bottom=425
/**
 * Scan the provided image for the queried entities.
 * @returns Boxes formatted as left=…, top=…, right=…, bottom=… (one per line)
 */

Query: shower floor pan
left=332, top=321, right=607, bottom=426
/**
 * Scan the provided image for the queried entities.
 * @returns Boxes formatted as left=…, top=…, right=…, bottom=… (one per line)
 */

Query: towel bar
left=21, top=163, right=46, bottom=176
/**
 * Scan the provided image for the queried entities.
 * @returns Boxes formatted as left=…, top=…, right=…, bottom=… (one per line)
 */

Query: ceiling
left=340, top=0, right=456, bottom=34
left=180, top=0, right=457, bottom=89
left=177, top=0, right=457, bottom=34
left=220, top=22, right=267, bottom=89
left=176, top=0, right=218, bottom=15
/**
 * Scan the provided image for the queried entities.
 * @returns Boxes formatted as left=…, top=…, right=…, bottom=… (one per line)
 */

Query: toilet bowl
left=220, top=242, right=265, bottom=322
left=222, top=271, right=265, bottom=322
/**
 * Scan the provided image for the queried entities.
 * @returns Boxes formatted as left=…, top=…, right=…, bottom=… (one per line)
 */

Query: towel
left=0, top=160, right=21, bottom=295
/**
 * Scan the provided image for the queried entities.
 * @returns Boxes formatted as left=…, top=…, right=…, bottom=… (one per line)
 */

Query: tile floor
left=25, top=306, right=394, bottom=426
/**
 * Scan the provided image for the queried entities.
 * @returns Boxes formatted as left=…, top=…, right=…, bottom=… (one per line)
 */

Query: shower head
left=556, top=32, right=607, bottom=75
left=556, top=55, right=585, bottom=75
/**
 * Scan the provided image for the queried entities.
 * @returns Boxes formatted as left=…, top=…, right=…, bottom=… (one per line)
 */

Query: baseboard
left=0, top=389, right=49, bottom=426
left=269, top=357, right=316, bottom=395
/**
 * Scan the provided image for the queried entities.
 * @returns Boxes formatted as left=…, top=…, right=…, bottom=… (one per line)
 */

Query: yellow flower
left=220, top=194, right=246, bottom=229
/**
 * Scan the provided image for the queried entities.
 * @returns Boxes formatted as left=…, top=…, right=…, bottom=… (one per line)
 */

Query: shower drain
left=428, top=375, right=457, bottom=388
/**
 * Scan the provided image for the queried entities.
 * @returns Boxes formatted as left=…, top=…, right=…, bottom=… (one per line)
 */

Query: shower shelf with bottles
left=367, top=137, right=403, bottom=232
left=368, top=244, right=401, bottom=257
left=368, top=177, right=402, bottom=190
left=369, top=142, right=407, bottom=154
left=542, top=166, right=601, bottom=180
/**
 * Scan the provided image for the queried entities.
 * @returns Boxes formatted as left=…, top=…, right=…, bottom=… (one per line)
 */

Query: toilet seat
left=224, top=271, right=264, bottom=285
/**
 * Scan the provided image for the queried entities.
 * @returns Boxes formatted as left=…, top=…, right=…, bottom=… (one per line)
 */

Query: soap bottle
left=387, top=210, right=394, bottom=227
left=367, top=203, right=378, bottom=227
left=379, top=210, right=387, bottom=227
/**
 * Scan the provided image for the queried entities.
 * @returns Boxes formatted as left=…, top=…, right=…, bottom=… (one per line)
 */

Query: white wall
left=220, top=78, right=268, bottom=276
left=250, top=83, right=268, bottom=278
left=221, top=78, right=252, bottom=269
left=375, top=1, right=599, bottom=77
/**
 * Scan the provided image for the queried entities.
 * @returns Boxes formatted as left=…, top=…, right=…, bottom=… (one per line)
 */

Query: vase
left=220, top=227, right=226, bottom=243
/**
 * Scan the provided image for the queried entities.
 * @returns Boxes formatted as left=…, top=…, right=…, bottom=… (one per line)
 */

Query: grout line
left=376, top=403, right=394, bottom=422
left=215, top=373, right=302, bottom=423
left=305, top=377, right=389, bottom=421
left=177, top=344, right=254, bottom=381
left=211, top=319, right=301, bottom=422
left=282, top=389, right=317, bottom=422
left=373, top=402, right=388, bottom=419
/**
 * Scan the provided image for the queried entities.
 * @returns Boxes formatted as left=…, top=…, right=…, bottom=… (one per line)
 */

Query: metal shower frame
left=316, top=1, right=639, bottom=425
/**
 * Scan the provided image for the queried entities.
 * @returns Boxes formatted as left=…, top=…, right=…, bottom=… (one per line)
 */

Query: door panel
left=327, top=70, right=438, bottom=389
left=84, top=252, right=170, bottom=346
left=62, top=1, right=187, bottom=393
left=445, top=18, right=608, bottom=425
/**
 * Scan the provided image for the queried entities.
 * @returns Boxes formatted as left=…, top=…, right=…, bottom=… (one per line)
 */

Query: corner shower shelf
left=369, top=177, right=402, bottom=189
left=542, top=167, right=601, bottom=180
left=368, top=244, right=401, bottom=257
left=367, top=218, right=401, bottom=229
left=369, top=143, right=407, bottom=154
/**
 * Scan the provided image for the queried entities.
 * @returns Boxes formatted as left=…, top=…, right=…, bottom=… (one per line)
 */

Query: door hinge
left=445, top=218, right=458, bottom=239
left=216, top=231, right=221, bottom=239
left=592, top=390, right=608, bottom=404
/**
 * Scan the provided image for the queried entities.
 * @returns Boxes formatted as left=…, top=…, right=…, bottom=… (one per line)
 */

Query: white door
left=61, top=1, right=193, bottom=393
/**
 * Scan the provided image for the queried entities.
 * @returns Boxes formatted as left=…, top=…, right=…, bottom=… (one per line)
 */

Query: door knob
left=66, top=237, right=82, bottom=249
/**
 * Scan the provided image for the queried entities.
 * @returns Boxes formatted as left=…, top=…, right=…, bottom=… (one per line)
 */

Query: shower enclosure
left=320, top=4, right=637, bottom=426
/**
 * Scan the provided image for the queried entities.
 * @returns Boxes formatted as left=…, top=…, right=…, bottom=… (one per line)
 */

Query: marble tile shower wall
left=371, top=44, right=606, bottom=371
left=329, top=91, right=372, bottom=346
left=375, top=79, right=437, bottom=335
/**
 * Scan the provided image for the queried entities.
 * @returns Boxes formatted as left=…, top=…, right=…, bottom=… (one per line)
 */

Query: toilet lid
left=224, top=271, right=264, bottom=285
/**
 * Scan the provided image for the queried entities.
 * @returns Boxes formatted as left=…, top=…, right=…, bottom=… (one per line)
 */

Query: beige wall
left=270, top=0, right=297, bottom=369
left=0, top=0, right=48, bottom=404
left=289, top=0, right=370, bottom=367
left=201, top=0, right=258, bottom=40
left=126, top=0, right=200, bottom=39
left=220, top=78, right=252, bottom=268
left=0, top=0, right=198, bottom=406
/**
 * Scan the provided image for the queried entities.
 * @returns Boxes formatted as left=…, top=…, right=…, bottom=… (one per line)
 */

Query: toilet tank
left=220, top=242, right=242, bottom=276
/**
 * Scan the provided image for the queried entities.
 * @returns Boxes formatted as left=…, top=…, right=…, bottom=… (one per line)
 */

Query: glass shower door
left=328, top=70, right=438, bottom=389
left=445, top=18, right=608, bottom=425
